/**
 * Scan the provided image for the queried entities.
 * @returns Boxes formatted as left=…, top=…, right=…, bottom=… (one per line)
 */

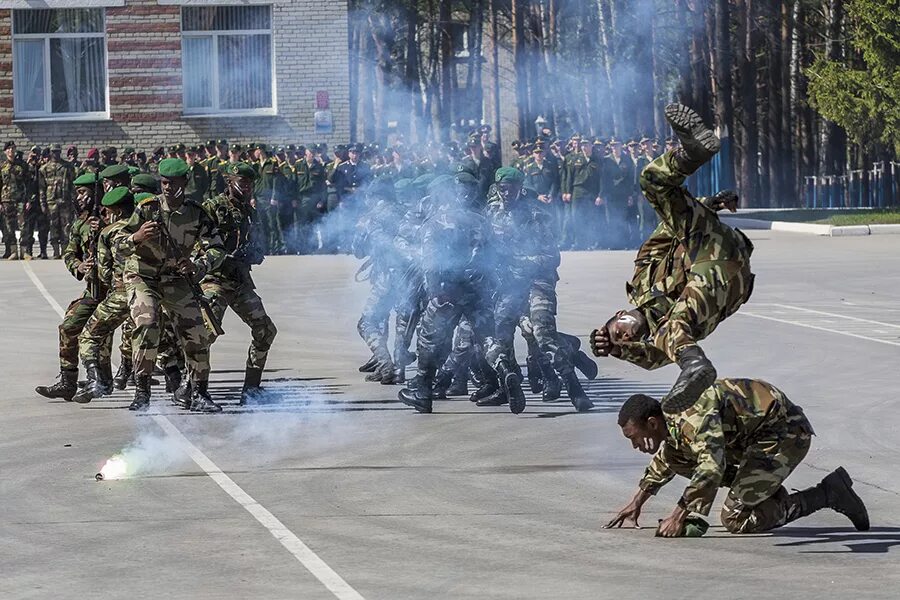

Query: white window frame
left=180, top=5, right=277, bottom=118
left=12, top=8, right=110, bottom=121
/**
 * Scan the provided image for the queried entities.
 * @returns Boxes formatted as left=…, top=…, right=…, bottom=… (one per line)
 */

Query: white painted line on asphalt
left=766, top=303, right=900, bottom=330
left=151, top=416, right=366, bottom=600
left=739, top=311, right=900, bottom=347
left=22, top=263, right=367, bottom=600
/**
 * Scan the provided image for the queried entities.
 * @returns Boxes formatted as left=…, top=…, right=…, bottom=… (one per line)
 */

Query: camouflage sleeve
left=97, top=227, right=115, bottom=287
left=678, top=395, right=726, bottom=515
left=639, top=154, right=693, bottom=238
left=614, top=341, right=673, bottom=370
left=63, top=223, right=84, bottom=280
left=194, top=210, right=225, bottom=275
left=117, top=207, right=147, bottom=259
left=638, top=442, right=679, bottom=494
left=38, top=166, right=47, bottom=205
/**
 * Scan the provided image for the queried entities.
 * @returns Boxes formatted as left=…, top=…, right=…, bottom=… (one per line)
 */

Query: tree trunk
left=438, top=0, right=453, bottom=141
left=712, top=0, right=735, bottom=189
left=823, top=0, right=846, bottom=176
left=735, top=0, right=758, bottom=207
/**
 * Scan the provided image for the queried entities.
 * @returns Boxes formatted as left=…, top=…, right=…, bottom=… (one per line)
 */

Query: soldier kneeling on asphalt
left=606, top=378, right=869, bottom=537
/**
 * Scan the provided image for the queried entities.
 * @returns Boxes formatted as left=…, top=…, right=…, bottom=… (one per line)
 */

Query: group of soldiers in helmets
left=23, top=101, right=871, bottom=538
left=351, top=103, right=871, bottom=538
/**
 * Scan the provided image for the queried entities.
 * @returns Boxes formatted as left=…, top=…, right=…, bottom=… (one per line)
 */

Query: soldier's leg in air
left=557, top=330, right=598, bottom=380
left=35, top=295, right=98, bottom=400
left=229, top=285, right=278, bottom=404
left=159, top=278, right=219, bottom=413
left=398, top=297, right=462, bottom=413
left=529, top=280, right=592, bottom=412
left=73, top=291, right=130, bottom=403
left=357, top=271, right=397, bottom=384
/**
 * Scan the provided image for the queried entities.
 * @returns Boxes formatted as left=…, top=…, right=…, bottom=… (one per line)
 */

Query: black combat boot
left=358, top=354, right=379, bottom=373
left=475, top=386, right=508, bottom=407
left=35, top=368, right=79, bottom=401
left=526, top=353, right=544, bottom=394
left=498, top=363, right=526, bottom=415
left=163, top=366, right=182, bottom=393
left=113, top=359, right=132, bottom=390
left=190, top=380, right=223, bottom=413
left=72, top=361, right=110, bottom=404
left=433, top=369, right=453, bottom=399
left=563, top=372, right=593, bottom=412
left=51, top=242, right=61, bottom=260
left=446, top=370, right=469, bottom=397
left=541, top=371, right=562, bottom=403
left=393, top=347, right=416, bottom=384
left=8, top=245, right=19, bottom=261
left=99, top=362, right=114, bottom=395
left=21, top=246, right=33, bottom=261
left=661, top=346, right=717, bottom=414
left=664, top=103, right=721, bottom=175
left=38, top=241, right=48, bottom=260
left=572, top=350, right=599, bottom=381
left=172, top=379, right=192, bottom=409
left=2, top=244, right=11, bottom=259
left=398, top=373, right=434, bottom=413
left=240, top=366, right=272, bottom=405
left=128, top=375, right=151, bottom=411
left=784, top=467, right=869, bottom=531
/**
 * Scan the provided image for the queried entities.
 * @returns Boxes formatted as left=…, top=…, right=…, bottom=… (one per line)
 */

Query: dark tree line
left=347, top=0, right=898, bottom=207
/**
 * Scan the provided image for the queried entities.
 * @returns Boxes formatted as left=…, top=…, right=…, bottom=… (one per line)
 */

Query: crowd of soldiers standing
left=0, top=127, right=671, bottom=262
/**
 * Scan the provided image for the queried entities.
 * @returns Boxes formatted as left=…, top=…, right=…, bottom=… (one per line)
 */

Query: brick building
left=0, top=0, right=350, bottom=151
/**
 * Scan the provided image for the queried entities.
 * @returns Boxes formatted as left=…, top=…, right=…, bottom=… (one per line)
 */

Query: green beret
left=428, top=174, right=454, bottom=193
left=455, top=172, right=478, bottom=186
left=223, top=161, right=257, bottom=180
left=495, top=166, right=524, bottom=184
left=412, top=173, right=435, bottom=189
left=134, top=192, right=155, bottom=205
left=100, top=164, right=129, bottom=179
left=101, top=186, right=134, bottom=207
left=158, top=158, right=190, bottom=178
left=127, top=166, right=141, bottom=176
left=131, top=173, right=158, bottom=191
left=123, top=147, right=135, bottom=154
left=73, top=173, right=100, bottom=186
left=394, top=178, right=413, bottom=193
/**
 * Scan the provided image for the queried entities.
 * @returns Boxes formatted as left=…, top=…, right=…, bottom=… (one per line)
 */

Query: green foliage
left=807, top=0, right=900, bottom=154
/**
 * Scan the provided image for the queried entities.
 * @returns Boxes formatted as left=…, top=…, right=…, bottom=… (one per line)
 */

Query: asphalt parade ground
left=2, top=230, right=899, bottom=600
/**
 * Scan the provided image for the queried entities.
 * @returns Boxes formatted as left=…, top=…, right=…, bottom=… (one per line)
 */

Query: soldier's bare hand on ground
left=76, top=258, right=94, bottom=274
left=656, top=506, right=689, bottom=537
left=132, top=221, right=159, bottom=244
left=605, top=503, right=642, bottom=529
left=590, top=327, right=617, bottom=357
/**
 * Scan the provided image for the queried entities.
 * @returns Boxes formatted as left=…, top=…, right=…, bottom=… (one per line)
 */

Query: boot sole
left=572, top=397, right=594, bottom=413
left=661, top=364, right=717, bottom=414
left=574, top=352, right=599, bottom=380
left=831, top=467, right=870, bottom=531
left=664, top=103, right=721, bottom=157
left=505, top=373, right=527, bottom=415
left=398, top=391, right=432, bottom=413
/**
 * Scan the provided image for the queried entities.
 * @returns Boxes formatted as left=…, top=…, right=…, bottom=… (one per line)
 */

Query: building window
left=181, top=6, right=274, bottom=115
left=12, top=9, right=108, bottom=119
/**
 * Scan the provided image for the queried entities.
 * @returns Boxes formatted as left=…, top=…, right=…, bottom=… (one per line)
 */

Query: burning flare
left=96, top=455, right=128, bottom=481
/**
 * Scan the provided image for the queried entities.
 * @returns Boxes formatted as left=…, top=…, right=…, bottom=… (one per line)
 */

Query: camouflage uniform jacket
left=1, top=159, right=26, bottom=203
left=421, top=200, right=494, bottom=297
left=353, top=198, right=402, bottom=266
left=485, top=186, right=560, bottom=282
left=638, top=378, right=813, bottom=515
left=120, top=196, right=225, bottom=282
left=201, top=193, right=261, bottom=286
left=97, top=218, right=131, bottom=289
left=39, top=159, right=73, bottom=208
left=63, top=214, right=107, bottom=298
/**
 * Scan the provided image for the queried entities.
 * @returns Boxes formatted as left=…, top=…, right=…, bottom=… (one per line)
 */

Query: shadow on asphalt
left=770, top=526, right=900, bottom=554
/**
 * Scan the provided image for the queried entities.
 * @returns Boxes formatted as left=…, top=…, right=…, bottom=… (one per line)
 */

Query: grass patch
left=814, top=210, right=900, bottom=226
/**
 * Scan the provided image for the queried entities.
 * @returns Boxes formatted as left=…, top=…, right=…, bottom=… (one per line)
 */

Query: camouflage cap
left=100, top=164, right=130, bottom=179
left=101, top=186, right=134, bottom=207
left=50, top=143, right=62, bottom=152
left=223, top=161, right=257, bottom=180
left=158, top=158, right=190, bottom=178
left=73, top=173, right=100, bottom=186
left=131, top=173, right=158, bottom=191
left=494, top=166, right=524, bottom=184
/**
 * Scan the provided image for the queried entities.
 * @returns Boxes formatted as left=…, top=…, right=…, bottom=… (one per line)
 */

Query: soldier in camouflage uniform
left=397, top=174, right=498, bottom=414
left=483, top=167, right=593, bottom=413
left=590, top=104, right=755, bottom=414
left=1, top=141, right=27, bottom=260
left=38, top=144, right=73, bottom=259
left=72, top=187, right=136, bottom=403
left=35, top=173, right=113, bottom=401
left=20, top=146, right=45, bottom=260
left=120, top=158, right=225, bottom=412
left=200, top=162, right=277, bottom=405
left=607, top=379, right=870, bottom=536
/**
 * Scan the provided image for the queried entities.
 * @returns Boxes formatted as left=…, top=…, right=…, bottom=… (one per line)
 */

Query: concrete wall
left=0, top=0, right=350, bottom=151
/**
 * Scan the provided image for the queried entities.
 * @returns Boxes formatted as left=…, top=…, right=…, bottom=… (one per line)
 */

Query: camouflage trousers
left=42, top=200, right=71, bottom=246
left=1, top=201, right=22, bottom=247
left=78, top=288, right=130, bottom=365
left=440, top=315, right=476, bottom=377
left=59, top=292, right=112, bottom=371
left=155, top=311, right=185, bottom=372
left=417, top=283, right=494, bottom=373
left=127, top=275, right=212, bottom=383
left=19, top=201, right=40, bottom=250
left=358, top=267, right=422, bottom=366
left=485, top=276, right=575, bottom=377
left=203, top=275, right=277, bottom=370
